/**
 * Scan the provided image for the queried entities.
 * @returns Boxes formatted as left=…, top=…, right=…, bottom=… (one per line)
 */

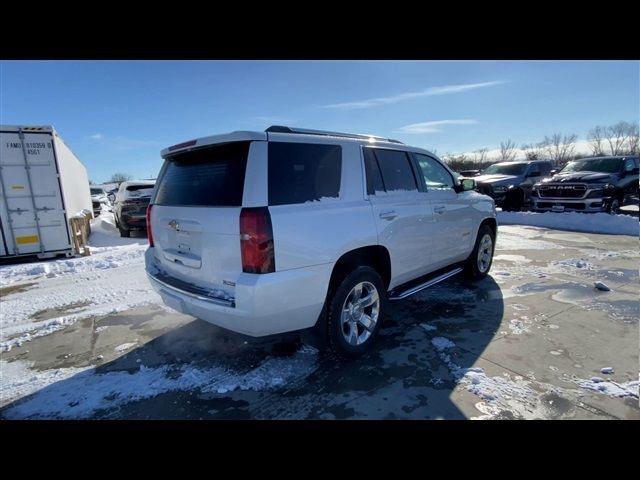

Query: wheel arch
left=329, top=245, right=392, bottom=294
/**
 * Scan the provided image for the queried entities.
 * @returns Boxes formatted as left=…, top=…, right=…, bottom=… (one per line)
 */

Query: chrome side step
left=388, top=267, right=463, bottom=300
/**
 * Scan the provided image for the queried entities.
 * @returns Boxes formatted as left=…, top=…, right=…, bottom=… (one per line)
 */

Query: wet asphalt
left=1, top=225, right=638, bottom=419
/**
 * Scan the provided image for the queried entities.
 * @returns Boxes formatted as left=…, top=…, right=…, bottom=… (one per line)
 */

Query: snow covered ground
left=497, top=211, right=638, bottom=236
left=1, top=347, right=319, bottom=419
left=0, top=209, right=157, bottom=352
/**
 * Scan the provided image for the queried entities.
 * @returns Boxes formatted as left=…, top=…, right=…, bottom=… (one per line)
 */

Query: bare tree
left=540, top=133, right=577, bottom=164
left=521, top=143, right=543, bottom=161
left=109, top=172, right=133, bottom=183
left=588, top=125, right=606, bottom=156
left=498, top=139, right=517, bottom=162
left=472, top=148, right=489, bottom=167
left=627, top=122, right=639, bottom=155
left=442, top=153, right=469, bottom=172
left=605, top=121, right=632, bottom=155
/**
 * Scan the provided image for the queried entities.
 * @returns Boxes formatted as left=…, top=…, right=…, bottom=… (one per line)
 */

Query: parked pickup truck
left=145, top=126, right=497, bottom=358
left=531, top=156, right=639, bottom=214
left=474, top=160, right=555, bottom=211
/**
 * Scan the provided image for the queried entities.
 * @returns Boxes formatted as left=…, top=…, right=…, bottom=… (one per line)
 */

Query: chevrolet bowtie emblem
left=168, top=220, right=179, bottom=231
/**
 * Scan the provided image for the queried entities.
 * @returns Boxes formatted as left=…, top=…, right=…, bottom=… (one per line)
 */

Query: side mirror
left=526, top=171, right=541, bottom=178
left=550, top=169, right=558, bottom=175
left=454, top=178, right=476, bottom=193
left=108, top=193, right=116, bottom=203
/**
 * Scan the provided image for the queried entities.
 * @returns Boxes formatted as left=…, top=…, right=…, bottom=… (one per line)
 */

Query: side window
left=624, top=158, right=635, bottom=172
left=363, top=148, right=385, bottom=195
left=414, top=154, right=454, bottom=190
left=371, top=149, right=418, bottom=192
left=540, top=163, right=552, bottom=176
left=268, top=142, right=342, bottom=206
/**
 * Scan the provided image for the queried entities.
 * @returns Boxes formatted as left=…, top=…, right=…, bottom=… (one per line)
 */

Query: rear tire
left=119, top=224, right=130, bottom=237
left=327, top=266, right=386, bottom=359
left=464, top=225, right=495, bottom=281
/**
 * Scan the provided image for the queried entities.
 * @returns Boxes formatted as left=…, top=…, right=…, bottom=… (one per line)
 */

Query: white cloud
left=90, top=133, right=103, bottom=140
left=324, top=80, right=507, bottom=109
left=398, top=119, right=479, bottom=134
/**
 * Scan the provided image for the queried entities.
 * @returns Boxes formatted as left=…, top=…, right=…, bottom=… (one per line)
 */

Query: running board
left=388, top=267, right=463, bottom=300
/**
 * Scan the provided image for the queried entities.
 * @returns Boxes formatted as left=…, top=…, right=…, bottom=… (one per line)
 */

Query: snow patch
left=0, top=211, right=158, bottom=352
left=508, top=317, right=531, bottom=335
left=2, top=347, right=318, bottom=418
left=576, top=378, right=638, bottom=399
left=114, top=342, right=137, bottom=353
left=420, top=324, right=437, bottom=332
left=497, top=211, right=638, bottom=236
left=431, top=337, right=455, bottom=351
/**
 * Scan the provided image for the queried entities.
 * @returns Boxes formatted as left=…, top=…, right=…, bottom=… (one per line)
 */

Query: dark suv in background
left=531, top=156, right=639, bottom=214
left=113, top=180, right=156, bottom=237
left=474, top=160, right=555, bottom=211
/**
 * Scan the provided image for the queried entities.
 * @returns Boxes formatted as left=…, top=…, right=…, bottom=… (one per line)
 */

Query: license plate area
left=551, top=205, right=565, bottom=212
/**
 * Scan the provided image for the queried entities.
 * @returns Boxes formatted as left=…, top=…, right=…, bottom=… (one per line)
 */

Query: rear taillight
left=146, top=204, right=154, bottom=247
left=240, top=207, right=275, bottom=274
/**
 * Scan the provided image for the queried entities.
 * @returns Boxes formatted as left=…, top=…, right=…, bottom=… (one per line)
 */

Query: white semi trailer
left=0, top=125, right=92, bottom=259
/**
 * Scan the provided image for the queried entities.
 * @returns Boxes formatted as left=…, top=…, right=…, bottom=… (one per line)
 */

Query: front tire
left=464, top=225, right=495, bottom=281
left=327, top=266, right=386, bottom=359
left=503, top=189, right=524, bottom=212
left=607, top=196, right=621, bottom=215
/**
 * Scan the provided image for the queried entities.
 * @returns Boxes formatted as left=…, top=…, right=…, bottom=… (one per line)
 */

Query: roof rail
left=265, top=125, right=404, bottom=144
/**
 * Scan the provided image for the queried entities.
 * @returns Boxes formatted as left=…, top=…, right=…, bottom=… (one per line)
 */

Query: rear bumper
left=145, top=248, right=331, bottom=337
left=532, top=197, right=610, bottom=212
left=120, top=214, right=147, bottom=229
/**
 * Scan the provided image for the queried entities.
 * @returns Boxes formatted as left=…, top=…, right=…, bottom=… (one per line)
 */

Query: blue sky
left=1, top=60, right=638, bottom=183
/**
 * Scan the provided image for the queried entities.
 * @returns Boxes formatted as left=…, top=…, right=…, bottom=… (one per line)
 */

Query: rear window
left=268, top=142, right=342, bottom=206
left=125, top=184, right=155, bottom=198
left=154, top=142, right=250, bottom=207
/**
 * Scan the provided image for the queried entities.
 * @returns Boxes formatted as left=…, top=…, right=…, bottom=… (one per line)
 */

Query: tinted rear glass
left=126, top=184, right=154, bottom=191
left=363, top=148, right=384, bottom=194
left=372, top=149, right=418, bottom=192
left=155, top=142, right=249, bottom=207
left=268, top=142, right=342, bottom=206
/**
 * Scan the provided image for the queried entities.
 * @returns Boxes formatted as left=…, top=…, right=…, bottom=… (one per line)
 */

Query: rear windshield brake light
left=168, top=139, right=197, bottom=151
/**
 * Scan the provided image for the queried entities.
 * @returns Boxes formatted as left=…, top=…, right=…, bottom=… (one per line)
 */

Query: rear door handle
left=434, top=205, right=446, bottom=214
left=379, top=210, right=397, bottom=220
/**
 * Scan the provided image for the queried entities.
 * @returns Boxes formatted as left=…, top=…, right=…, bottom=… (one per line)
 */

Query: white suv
left=145, top=126, right=497, bottom=357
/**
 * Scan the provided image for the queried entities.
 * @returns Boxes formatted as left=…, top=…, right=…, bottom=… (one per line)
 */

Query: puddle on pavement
left=510, top=281, right=638, bottom=322
left=30, top=301, right=93, bottom=321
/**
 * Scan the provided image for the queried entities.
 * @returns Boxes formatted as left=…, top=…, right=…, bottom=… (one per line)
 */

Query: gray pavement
left=1, top=225, right=638, bottom=419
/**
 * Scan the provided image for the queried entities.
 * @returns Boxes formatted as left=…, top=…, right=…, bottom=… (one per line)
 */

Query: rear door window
left=368, top=148, right=418, bottom=192
left=268, top=142, right=342, bottom=205
left=154, top=141, right=250, bottom=207
left=363, top=148, right=385, bottom=195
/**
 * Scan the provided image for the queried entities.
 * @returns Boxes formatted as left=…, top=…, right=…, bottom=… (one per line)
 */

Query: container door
left=0, top=131, right=70, bottom=255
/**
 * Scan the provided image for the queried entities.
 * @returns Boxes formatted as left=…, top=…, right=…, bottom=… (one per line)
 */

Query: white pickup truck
left=145, top=126, right=497, bottom=358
